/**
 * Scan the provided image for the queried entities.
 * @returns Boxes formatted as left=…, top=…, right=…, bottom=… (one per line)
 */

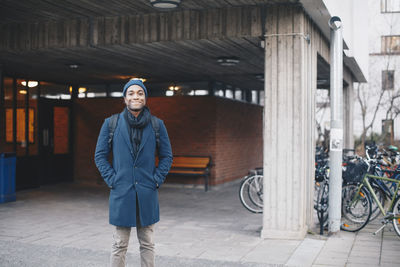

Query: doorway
left=38, top=99, right=73, bottom=185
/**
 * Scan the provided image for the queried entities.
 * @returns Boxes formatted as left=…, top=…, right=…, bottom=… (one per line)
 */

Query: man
left=94, top=79, right=173, bottom=267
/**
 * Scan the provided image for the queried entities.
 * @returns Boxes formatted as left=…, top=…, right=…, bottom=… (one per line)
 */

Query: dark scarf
left=124, top=106, right=151, bottom=156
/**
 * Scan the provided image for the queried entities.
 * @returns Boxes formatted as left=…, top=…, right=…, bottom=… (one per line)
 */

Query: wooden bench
left=157, top=155, right=212, bottom=191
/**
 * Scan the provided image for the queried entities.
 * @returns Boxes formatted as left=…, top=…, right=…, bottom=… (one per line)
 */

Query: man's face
left=124, top=85, right=146, bottom=112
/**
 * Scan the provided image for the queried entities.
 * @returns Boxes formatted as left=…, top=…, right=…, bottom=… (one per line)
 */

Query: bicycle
left=314, top=150, right=358, bottom=230
left=239, top=168, right=263, bottom=213
left=341, top=166, right=400, bottom=236
left=314, top=158, right=329, bottom=228
left=314, top=179, right=329, bottom=232
left=360, top=146, right=400, bottom=222
left=367, top=163, right=399, bottom=221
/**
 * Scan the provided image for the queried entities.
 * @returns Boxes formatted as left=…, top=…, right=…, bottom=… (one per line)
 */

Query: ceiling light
left=255, top=74, right=264, bottom=82
left=169, top=85, right=179, bottom=91
left=78, top=87, right=87, bottom=93
left=217, top=57, right=240, bottom=66
left=21, top=81, right=38, bottom=87
left=68, top=64, right=81, bottom=69
left=150, top=0, right=181, bottom=9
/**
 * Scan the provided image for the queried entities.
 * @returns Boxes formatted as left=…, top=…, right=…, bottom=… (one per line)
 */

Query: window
left=214, top=90, right=224, bottom=97
left=381, top=36, right=400, bottom=53
left=234, top=90, right=242, bottom=100
left=225, top=89, right=234, bottom=99
left=382, top=70, right=395, bottom=90
left=6, top=108, right=35, bottom=143
left=187, top=90, right=208, bottom=96
left=251, top=90, right=258, bottom=104
left=381, top=0, right=400, bottom=13
left=259, top=90, right=265, bottom=106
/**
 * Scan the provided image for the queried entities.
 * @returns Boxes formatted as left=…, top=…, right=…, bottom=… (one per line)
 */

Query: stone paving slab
left=241, top=239, right=300, bottom=264
left=0, top=240, right=273, bottom=267
left=0, top=182, right=399, bottom=266
left=286, top=238, right=325, bottom=266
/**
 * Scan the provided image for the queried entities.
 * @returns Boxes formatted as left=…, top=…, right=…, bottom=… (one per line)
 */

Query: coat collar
left=138, top=123, right=151, bottom=155
left=118, top=111, right=132, bottom=154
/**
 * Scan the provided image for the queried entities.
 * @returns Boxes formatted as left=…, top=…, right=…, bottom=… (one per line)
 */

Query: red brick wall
left=214, top=98, right=263, bottom=184
left=73, top=96, right=262, bottom=186
left=73, top=98, right=122, bottom=183
left=53, top=107, right=69, bottom=154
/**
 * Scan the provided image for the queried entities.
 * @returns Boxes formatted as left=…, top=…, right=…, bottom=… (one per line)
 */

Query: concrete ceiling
left=0, top=0, right=298, bottom=23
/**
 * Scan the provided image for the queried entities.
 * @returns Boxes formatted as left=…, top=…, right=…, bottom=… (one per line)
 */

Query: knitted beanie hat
left=122, top=79, right=148, bottom=97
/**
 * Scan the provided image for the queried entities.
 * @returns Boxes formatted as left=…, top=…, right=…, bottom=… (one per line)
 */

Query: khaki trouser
left=110, top=224, right=155, bottom=267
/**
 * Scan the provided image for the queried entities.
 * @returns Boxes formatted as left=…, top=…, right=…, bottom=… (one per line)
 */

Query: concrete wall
left=73, top=96, right=263, bottom=186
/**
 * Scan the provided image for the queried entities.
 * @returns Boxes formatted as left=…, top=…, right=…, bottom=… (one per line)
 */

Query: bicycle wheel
left=369, top=186, right=386, bottom=222
left=341, top=184, right=372, bottom=232
left=313, top=182, right=322, bottom=210
left=391, top=196, right=400, bottom=237
left=239, top=175, right=263, bottom=213
left=248, top=175, right=263, bottom=207
left=315, top=181, right=329, bottom=226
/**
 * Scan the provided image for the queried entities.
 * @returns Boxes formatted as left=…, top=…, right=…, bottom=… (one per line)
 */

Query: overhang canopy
left=1, top=0, right=290, bottom=90
left=0, top=0, right=365, bottom=91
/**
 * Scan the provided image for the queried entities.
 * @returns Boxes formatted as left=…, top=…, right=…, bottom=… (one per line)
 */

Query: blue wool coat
left=94, top=111, right=173, bottom=227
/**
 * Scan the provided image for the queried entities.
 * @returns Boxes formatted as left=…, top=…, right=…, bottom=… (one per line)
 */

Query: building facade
left=353, top=0, right=400, bottom=142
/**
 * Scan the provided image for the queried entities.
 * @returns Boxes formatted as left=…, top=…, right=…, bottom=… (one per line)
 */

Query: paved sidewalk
left=0, top=181, right=399, bottom=266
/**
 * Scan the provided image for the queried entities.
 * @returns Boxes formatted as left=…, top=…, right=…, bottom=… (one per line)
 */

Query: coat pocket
left=152, top=175, right=160, bottom=189
left=108, top=173, right=117, bottom=189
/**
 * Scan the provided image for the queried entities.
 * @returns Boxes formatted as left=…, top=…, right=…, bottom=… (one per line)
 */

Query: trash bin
left=0, top=152, right=16, bottom=203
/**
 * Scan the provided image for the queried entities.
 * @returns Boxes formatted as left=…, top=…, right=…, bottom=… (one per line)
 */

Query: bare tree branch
left=386, top=93, right=400, bottom=119
left=366, top=87, right=386, bottom=132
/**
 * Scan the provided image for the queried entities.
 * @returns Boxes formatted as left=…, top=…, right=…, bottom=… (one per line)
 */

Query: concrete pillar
left=106, top=83, right=111, bottom=97
left=245, top=89, right=252, bottom=103
left=343, top=83, right=354, bottom=149
left=262, top=6, right=316, bottom=239
left=208, top=81, right=215, bottom=96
